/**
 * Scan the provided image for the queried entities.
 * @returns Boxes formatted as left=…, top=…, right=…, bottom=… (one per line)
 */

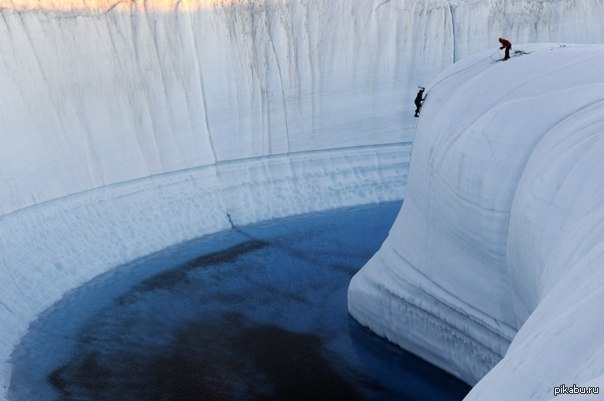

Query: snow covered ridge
left=349, top=43, right=604, bottom=400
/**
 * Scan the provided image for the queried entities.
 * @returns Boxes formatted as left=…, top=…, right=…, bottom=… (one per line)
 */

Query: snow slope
left=349, top=43, right=604, bottom=400
left=1, top=0, right=604, bottom=399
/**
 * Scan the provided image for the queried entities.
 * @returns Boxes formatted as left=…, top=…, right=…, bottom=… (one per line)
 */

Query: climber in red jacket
left=499, top=37, right=512, bottom=60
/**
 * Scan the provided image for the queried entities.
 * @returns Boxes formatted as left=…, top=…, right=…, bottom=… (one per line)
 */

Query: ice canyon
left=1, top=1, right=604, bottom=400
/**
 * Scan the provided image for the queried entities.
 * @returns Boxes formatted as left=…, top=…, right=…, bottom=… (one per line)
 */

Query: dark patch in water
left=129, top=240, right=268, bottom=293
left=49, top=353, right=113, bottom=398
left=130, top=268, right=192, bottom=293
left=231, top=325, right=362, bottom=401
left=331, top=264, right=359, bottom=277
left=179, top=240, right=269, bottom=271
left=49, top=313, right=362, bottom=401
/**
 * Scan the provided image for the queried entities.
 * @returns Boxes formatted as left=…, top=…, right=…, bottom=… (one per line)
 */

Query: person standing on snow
left=414, top=87, right=425, bottom=117
left=499, top=37, right=512, bottom=60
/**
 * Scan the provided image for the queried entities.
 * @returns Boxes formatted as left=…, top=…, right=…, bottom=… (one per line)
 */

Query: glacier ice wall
left=2, top=0, right=604, bottom=215
left=0, top=0, right=449, bottom=215
left=1, top=0, right=604, bottom=399
left=349, top=43, right=604, bottom=400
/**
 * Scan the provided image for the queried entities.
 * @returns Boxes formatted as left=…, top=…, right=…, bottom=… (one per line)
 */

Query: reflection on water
left=10, top=202, right=471, bottom=401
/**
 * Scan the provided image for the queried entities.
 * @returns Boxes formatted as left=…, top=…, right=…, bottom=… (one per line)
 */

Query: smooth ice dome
left=349, top=43, right=604, bottom=400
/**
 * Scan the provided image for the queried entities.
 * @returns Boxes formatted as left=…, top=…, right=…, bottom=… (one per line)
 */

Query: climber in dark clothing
left=499, top=37, right=512, bottom=60
left=414, top=87, right=425, bottom=117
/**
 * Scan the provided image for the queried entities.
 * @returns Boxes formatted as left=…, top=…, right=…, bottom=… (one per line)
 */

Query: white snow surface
left=349, top=43, right=604, bottom=400
left=0, top=0, right=604, bottom=399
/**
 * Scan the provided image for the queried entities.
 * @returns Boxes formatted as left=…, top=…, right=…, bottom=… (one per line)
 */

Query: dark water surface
left=10, top=202, right=470, bottom=401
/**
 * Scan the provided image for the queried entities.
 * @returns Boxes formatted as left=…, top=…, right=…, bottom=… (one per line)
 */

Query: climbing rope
left=408, top=113, right=420, bottom=160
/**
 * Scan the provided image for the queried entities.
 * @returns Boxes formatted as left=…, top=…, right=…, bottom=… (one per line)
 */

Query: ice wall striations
left=349, top=44, right=604, bottom=400
left=1, top=0, right=603, bottom=215
left=1, top=0, right=604, bottom=400
left=0, top=0, right=447, bottom=215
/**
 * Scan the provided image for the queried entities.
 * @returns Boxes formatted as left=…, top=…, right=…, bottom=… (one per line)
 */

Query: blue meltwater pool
left=9, top=202, right=470, bottom=401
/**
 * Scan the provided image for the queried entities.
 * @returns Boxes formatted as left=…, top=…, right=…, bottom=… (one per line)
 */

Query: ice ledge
left=349, top=239, right=515, bottom=385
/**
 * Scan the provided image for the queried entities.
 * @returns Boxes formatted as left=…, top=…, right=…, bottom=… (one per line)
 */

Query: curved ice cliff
left=1, top=0, right=604, bottom=399
left=349, top=43, right=604, bottom=400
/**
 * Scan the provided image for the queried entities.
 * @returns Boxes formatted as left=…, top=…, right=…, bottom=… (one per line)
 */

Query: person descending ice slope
left=414, top=87, right=425, bottom=117
left=499, top=37, right=512, bottom=60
